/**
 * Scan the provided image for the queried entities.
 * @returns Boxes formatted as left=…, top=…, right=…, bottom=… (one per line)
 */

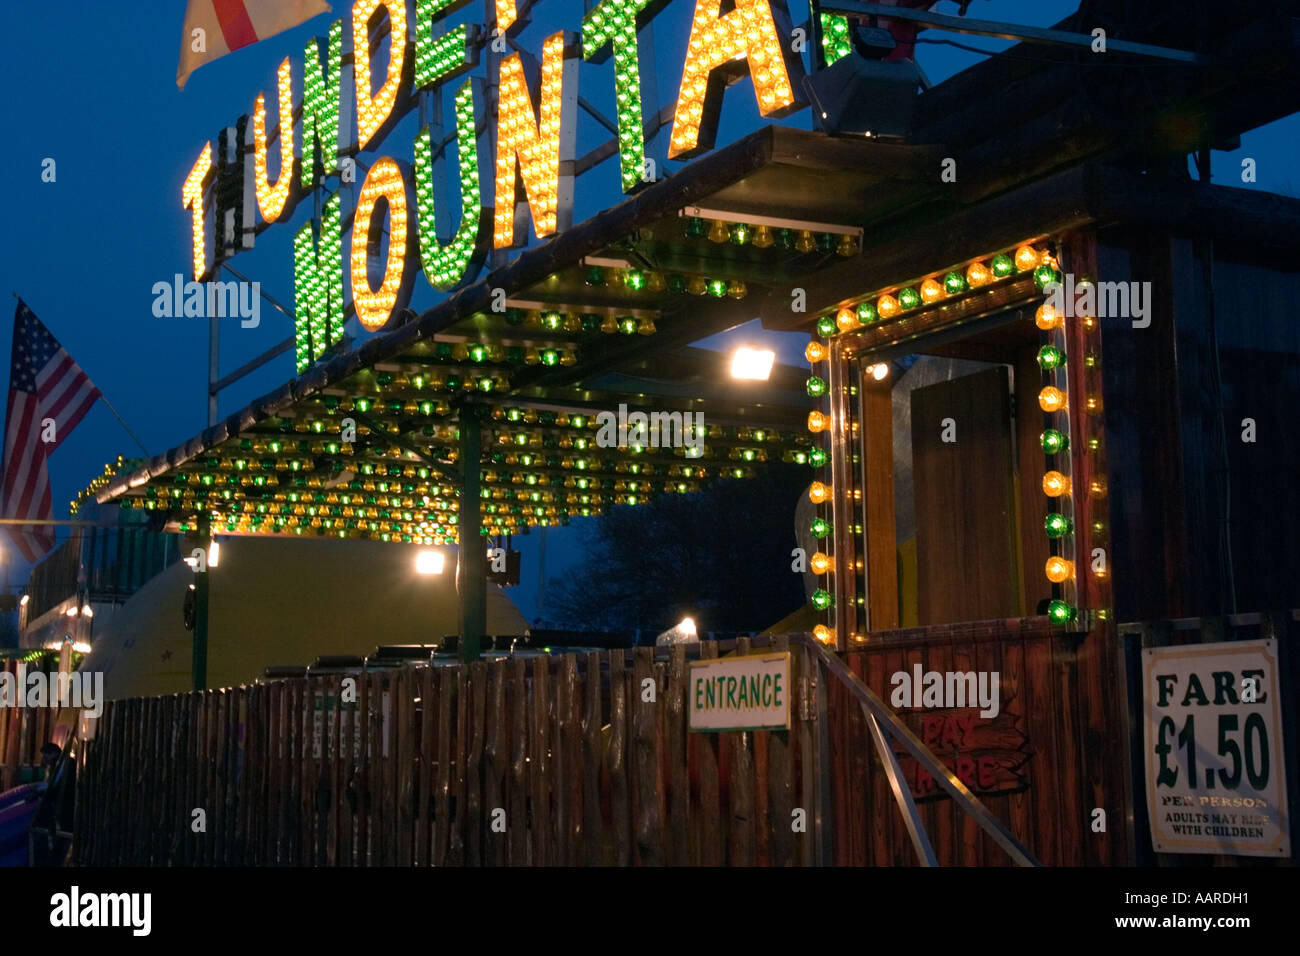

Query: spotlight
left=416, top=550, right=446, bottom=575
left=730, top=347, right=776, bottom=381
left=805, top=25, right=919, bottom=140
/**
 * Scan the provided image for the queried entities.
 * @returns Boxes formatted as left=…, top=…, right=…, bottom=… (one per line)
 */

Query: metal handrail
left=802, top=635, right=1041, bottom=866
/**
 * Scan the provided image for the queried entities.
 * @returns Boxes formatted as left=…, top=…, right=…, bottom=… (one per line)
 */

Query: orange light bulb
left=877, top=294, right=900, bottom=319
left=1045, top=556, right=1074, bottom=583
left=807, top=411, right=828, bottom=433
left=966, top=261, right=991, bottom=287
left=805, top=341, right=827, bottom=364
left=1043, top=471, right=1071, bottom=497
left=836, top=307, right=857, bottom=332
left=809, top=481, right=830, bottom=504
left=1035, top=303, right=1063, bottom=330
left=810, top=552, right=833, bottom=574
left=920, top=278, right=944, bottom=302
left=1039, top=386, right=1066, bottom=413
left=813, top=624, right=836, bottom=645
left=1015, top=245, right=1040, bottom=271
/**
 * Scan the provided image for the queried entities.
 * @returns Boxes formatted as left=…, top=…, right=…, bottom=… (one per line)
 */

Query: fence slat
left=728, top=638, right=756, bottom=866
left=397, top=669, right=416, bottom=867
left=466, top=661, right=486, bottom=866
left=450, top=667, right=468, bottom=865
left=608, top=649, right=630, bottom=865
left=416, top=666, right=434, bottom=867
left=433, top=666, right=454, bottom=866
left=581, top=652, right=605, bottom=866
left=633, top=647, right=663, bottom=865
left=529, top=656, right=551, bottom=866
left=484, top=659, right=508, bottom=866
left=665, top=644, right=689, bottom=866
left=694, top=641, right=723, bottom=865
left=768, top=635, right=795, bottom=866
left=508, top=658, right=528, bottom=865
left=559, top=654, right=582, bottom=866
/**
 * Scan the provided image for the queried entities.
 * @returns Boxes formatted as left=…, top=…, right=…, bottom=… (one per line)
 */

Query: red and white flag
left=2, top=301, right=102, bottom=563
left=178, top=0, right=331, bottom=89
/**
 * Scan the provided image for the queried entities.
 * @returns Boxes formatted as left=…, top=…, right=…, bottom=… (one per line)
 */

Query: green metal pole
left=193, top=517, right=210, bottom=691
left=458, top=407, right=485, bottom=663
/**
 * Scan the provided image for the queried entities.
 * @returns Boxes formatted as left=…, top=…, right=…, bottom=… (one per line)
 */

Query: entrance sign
left=689, top=651, right=790, bottom=731
left=181, top=0, right=808, bottom=371
left=1142, top=639, right=1290, bottom=857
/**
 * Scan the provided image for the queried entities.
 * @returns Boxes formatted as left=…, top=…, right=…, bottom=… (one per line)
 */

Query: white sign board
left=689, top=652, right=791, bottom=732
left=1142, top=639, right=1290, bottom=858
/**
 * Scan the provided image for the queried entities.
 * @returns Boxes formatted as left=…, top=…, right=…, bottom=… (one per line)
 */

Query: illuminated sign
left=182, top=0, right=808, bottom=369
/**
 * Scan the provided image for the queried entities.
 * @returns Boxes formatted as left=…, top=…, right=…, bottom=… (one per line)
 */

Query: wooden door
left=911, top=366, right=1019, bottom=625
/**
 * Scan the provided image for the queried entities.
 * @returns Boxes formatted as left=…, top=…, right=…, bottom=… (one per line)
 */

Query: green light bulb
left=810, top=517, right=831, bottom=539
left=1047, top=600, right=1076, bottom=625
left=991, top=253, right=1014, bottom=277
left=809, top=447, right=827, bottom=467
left=856, top=301, right=877, bottom=324
left=1037, top=345, right=1064, bottom=370
left=1044, top=513, right=1073, bottom=539
left=806, top=376, right=827, bottom=397
left=944, top=271, right=966, bottom=295
left=1041, top=429, right=1068, bottom=455
left=817, top=316, right=837, bottom=338
left=811, top=588, right=834, bottom=610
left=898, top=287, right=920, bottom=310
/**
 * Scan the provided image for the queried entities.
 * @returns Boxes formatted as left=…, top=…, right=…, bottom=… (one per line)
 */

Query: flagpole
left=13, top=292, right=150, bottom=458
left=97, top=396, right=150, bottom=457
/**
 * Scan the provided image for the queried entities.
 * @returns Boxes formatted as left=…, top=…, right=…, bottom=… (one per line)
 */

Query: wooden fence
left=74, top=637, right=819, bottom=866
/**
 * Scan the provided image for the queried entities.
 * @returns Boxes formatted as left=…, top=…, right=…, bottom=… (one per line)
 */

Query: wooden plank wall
left=827, top=617, right=1129, bottom=866
left=73, top=639, right=816, bottom=866
left=0, top=656, right=59, bottom=790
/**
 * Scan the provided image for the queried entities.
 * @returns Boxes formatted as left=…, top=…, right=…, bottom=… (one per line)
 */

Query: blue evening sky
left=2, top=1, right=1295, bottom=619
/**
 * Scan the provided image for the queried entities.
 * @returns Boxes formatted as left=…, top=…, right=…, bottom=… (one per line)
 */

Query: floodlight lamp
left=416, top=550, right=446, bottom=575
left=731, top=347, right=776, bottom=381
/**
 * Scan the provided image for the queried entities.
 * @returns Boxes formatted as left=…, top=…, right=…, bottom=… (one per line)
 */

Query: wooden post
left=192, top=517, right=210, bottom=691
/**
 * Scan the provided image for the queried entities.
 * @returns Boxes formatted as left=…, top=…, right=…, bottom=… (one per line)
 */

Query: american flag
left=1, top=301, right=101, bottom=562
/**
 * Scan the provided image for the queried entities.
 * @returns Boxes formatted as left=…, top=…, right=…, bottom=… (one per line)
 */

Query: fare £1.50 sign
left=1143, top=639, right=1290, bottom=858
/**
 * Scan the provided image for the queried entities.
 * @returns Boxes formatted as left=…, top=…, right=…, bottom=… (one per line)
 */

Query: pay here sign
left=1142, top=639, right=1290, bottom=858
